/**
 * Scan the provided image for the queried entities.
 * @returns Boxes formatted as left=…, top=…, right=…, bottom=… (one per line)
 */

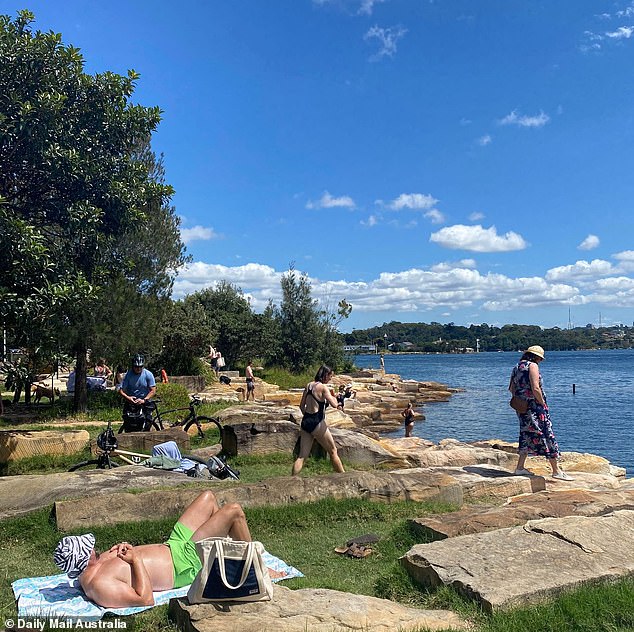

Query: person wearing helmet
left=119, top=355, right=156, bottom=431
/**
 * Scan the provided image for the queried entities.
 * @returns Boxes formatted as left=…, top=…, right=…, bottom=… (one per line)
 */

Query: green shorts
left=165, top=522, right=202, bottom=589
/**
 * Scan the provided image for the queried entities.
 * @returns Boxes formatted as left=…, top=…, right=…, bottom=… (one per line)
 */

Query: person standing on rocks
left=401, top=402, right=415, bottom=437
left=508, top=345, right=574, bottom=481
left=292, top=365, right=345, bottom=475
left=379, top=353, right=385, bottom=373
left=245, top=360, right=256, bottom=401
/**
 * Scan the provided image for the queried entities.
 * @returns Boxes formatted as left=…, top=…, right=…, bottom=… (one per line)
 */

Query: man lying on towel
left=54, top=491, right=284, bottom=608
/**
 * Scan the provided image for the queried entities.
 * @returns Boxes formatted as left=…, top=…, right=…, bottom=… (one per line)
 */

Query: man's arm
left=144, top=385, right=156, bottom=402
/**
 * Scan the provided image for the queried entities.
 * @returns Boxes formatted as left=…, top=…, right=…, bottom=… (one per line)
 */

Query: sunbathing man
left=54, top=491, right=269, bottom=608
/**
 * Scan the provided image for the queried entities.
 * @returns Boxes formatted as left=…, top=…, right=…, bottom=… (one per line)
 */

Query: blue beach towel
left=12, top=551, right=303, bottom=620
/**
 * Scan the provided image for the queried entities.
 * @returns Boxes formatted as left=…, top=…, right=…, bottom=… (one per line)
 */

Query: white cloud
left=430, top=258, right=477, bottom=272
left=460, top=117, right=472, bottom=126
left=477, top=134, right=492, bottom=146
left=578, top=234, right=600, bottom=250
left=429, top=224, right=528, bottom=252
left=605, top=26, right=634, bottom=39
left=358, top=0, right=385, bottom=15
left=180, top=225, right=219, bottom=244
left=364, top=25, right=407, bottom=60
left=469, top=211, right=485, bottom=221
left=173, top=252, right=634, bottom=314
left=424, top=209, right=445, bottom=224
left=306, top=191, right=356, bottom=209
left=361, top=214, right=379, bottom=227
left=499, top=110, right=550, bottom=128
left=387, top=193, right=438, bottom=210
left=545, top=259, right=615, bottom=282
left=613, top=250, right=634, bottom=261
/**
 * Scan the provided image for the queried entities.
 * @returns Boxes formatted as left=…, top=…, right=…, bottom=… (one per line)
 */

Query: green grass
left=255, top=366, right=316, bottom=390
left=2, top=499, right=634, bottom=632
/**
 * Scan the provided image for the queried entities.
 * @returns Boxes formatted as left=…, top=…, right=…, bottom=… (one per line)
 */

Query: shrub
left=155, top=383, right=190, bottom=411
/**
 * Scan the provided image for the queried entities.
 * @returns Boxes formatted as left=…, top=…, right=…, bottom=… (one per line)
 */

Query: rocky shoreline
left=3, top=369, right=633, bottom=630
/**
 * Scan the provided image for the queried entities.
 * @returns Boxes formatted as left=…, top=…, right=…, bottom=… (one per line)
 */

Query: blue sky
left=8, top=1, right=634, bottom=331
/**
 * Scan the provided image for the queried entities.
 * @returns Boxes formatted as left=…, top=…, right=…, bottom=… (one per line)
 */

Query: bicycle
left=126, top=395, right=222, bottom=441
left=68, top=418, right=238, bottom=479
left=69, top=420, right=152, bottom=471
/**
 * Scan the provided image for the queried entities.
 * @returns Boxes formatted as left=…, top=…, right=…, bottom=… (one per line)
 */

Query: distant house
left=343, top=344, right=377, bottom=352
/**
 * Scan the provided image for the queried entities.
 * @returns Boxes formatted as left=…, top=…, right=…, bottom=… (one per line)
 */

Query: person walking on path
left=401, top=402, right=415, bottom=437
left=508, top=345, right=574, bottom=481
left=292, top=365, right=345, bottom=476
left=245, top=360, right=256, bottom=401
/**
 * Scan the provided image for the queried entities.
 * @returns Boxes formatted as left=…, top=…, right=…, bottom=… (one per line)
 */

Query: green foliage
left=154, top=300, right=212, bottom=375
left=345, top=320, right=634, bottom=353
left=279, top=268, right=323, bottom=371
left=0, top=11, right=186, bottom=412
left=155, top=382, right=190, bottom=411
left=189, top=282, right=258, bottom=368
left=256, top=365, right=316, bottom=390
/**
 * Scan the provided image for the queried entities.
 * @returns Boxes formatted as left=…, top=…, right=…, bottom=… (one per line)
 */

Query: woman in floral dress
left=508, top=345, right=573, bottom=480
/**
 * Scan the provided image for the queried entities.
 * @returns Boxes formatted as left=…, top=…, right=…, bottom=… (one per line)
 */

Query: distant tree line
left=345, top=321, right=634, bottom=353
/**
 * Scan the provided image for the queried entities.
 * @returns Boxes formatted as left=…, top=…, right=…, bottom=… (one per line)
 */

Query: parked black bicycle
left=118, top=395, right=221, bottom=441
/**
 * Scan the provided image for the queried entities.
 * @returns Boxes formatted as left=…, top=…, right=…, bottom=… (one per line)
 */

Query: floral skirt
left=517, top=409, right=560, bottom=459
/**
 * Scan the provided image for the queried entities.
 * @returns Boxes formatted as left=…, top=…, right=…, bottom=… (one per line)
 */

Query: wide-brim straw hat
left=526, top=345, right=545, bottom=359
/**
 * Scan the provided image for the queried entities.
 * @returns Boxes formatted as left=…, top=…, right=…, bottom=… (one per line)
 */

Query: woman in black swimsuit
left=291, top=365, right=345, bottom=475
left=402, top=402, right=415, bottom=437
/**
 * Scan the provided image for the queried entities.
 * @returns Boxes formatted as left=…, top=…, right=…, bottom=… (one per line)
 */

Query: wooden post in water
left=572, top=383, right=576, bottom=394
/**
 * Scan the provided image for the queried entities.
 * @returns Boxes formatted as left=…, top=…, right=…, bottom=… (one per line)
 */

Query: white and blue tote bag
left=187, top=537, right=274, bottom=603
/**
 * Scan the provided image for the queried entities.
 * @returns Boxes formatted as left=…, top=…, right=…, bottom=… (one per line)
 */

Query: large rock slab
left=0, top=466, right=200, bottom=521
left=222, top=420, right=300, bottom=456
left=54, top=470, right=464, bottom=530
left=169, top=584, right=468, bottom=631
left=112, top=429, right=190, bottom=452
left=402, top=510, right=634, bottom=612
left=411, top=488, right=634, bottom=539
left=0, top=430, right=89, bottom=462
left=398, top=465, right=546, bottom=501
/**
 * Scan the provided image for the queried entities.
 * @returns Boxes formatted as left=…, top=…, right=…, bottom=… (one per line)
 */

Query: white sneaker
left=552, top=471, right=574, bottom=481
left=513, top=468, right=534, bottom=476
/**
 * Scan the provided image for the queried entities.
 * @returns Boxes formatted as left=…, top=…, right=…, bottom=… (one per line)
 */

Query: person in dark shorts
left=245, top=360, right=256, bottom=401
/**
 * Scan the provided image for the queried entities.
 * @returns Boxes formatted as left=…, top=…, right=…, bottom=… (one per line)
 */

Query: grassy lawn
left=1, top=496, right=633, bottom=632
left=1, top=393, right=634, bottom=631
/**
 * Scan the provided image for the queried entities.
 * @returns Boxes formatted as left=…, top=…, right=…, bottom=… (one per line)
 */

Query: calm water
left=355, top=350, right=634, bottom=475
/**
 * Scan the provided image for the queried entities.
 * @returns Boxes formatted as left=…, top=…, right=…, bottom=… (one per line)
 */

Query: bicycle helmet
left=132, top=354, right=145, bottom=367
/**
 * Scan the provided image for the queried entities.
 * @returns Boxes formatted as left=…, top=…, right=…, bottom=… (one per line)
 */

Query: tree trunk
left=74, top=341, right=88, bottom=414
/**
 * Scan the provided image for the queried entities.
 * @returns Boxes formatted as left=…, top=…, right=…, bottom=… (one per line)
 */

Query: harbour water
left=355, top=350, right=634, bottom=476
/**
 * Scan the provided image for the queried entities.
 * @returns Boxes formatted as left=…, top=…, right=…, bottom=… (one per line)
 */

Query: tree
left=192, top=282, right=256, bottom=368
left=278, top=268, right=323, bottom=372
left=153, top=299, right=212, bottom=375
left=0, top=11, right=185, bottom=410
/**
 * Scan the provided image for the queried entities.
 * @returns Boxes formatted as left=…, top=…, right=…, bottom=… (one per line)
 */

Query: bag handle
left=216, top=541, right=256, bottom=590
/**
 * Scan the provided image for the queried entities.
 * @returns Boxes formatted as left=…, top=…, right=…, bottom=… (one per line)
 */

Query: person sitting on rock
left=53, top=491, right=282, bottom=608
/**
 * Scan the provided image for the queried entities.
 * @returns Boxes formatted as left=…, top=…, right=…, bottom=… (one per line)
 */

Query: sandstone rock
left=222, top=420, right=299, bottom=457
left=0, top=466, right=200, bottom=521
left=401, top=510, right=634, bottom=612
left=411, top=488, right=634, bottom=539
left=168, top=376, right=206, bottom=392
left=0, top=430, right=89, bottom=462
left=169, top=584, right=468, bottom=631
left=112, top=429, right=190, bottom=453
left=398, top=465, right=546, bottom=501
left=329, top=428, right=410, bottom=469
left=216, top=403, right=301, bottom=426
left=54, top=470, right=464, bottom=530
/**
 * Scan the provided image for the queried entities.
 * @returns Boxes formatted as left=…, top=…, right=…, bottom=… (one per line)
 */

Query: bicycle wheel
left=185, top=416, right=222, bottom=442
